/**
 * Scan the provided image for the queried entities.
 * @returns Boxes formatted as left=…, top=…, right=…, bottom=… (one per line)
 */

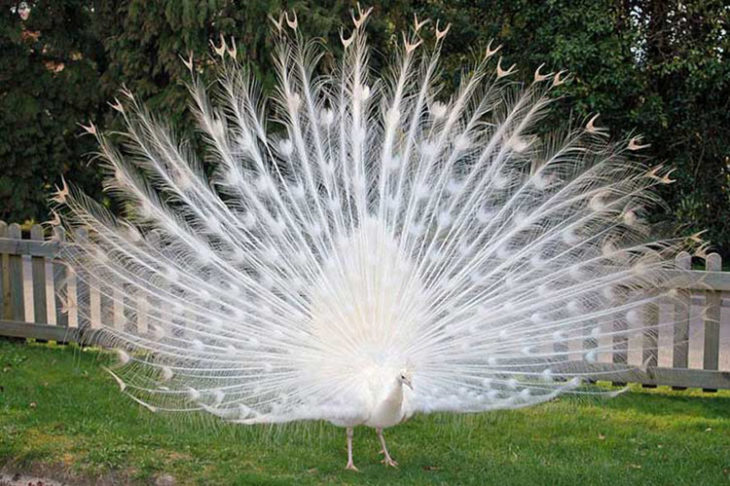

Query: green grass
left=1, top=340, right=729, bottom=485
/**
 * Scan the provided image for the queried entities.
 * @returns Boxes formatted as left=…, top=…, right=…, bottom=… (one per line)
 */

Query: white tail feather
left=59, top=15, right=683, bottom=424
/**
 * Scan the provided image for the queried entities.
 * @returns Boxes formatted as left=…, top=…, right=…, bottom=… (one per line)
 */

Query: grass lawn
left=1, top=339, right=729, bottom=485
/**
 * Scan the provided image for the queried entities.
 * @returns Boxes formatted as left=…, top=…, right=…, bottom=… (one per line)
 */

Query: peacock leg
left=376, top=428, right=398, bottom=467
left=345, top=427, right=358, bottom=471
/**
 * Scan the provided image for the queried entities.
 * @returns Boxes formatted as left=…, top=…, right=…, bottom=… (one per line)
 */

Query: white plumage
left=58, top=7, right=683, bottom=469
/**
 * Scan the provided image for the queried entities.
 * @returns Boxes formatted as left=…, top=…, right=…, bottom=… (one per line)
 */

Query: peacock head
left=397, top=370, right=413, bottom=390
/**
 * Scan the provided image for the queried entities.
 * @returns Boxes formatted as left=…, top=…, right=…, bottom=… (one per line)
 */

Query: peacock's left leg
left=376, top=428, right=398, bottom=467
left=345, top=427, right=358, bottom=471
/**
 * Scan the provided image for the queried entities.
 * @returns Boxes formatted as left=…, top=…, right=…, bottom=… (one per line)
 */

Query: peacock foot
left=345, top=461, right=359, bottom=471
left=381, top=456, right=398, bottom=468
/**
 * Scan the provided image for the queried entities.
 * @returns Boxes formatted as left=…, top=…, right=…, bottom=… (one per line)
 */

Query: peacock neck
left=382, top=379, right=404, bottom=408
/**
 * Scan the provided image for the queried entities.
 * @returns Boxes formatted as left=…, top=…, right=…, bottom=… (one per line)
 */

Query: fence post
left=146, top=230, right=164, bottom=339
left=136, top=284, right=149, bottom=336
left=642, top=298, right=659, bottom=388
left=612, top=286, right=628, bottom=386
left=100, top=280, right=113, bottom=333
left=113, top=286, right=125, bottom=330
left=0, top=221, right=9, bottom=320
left=581, top=313, right=599, bottom=384
left=703, top=253, right=721, bottom=392
left=8, top=223, right=25, bottom=322
left=74, top=228, right=90, bottom=330
left=89, top=270, right=102, bottom=329
left=53, top=227, right=68, bottom=327
left=672, top=251, right=691, bottom=390
left=30, top=224, right=48, bottom=325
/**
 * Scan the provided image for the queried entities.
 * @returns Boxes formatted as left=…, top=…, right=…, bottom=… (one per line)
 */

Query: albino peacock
left=56, top=7, right=686, bottom=470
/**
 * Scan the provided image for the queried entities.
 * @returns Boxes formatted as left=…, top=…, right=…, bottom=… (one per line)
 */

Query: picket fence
left=1, top=220, right=729, bottom=390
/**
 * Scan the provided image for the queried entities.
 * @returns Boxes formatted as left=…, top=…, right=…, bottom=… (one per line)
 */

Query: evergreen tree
left=1, top=1, right=728, bottom=257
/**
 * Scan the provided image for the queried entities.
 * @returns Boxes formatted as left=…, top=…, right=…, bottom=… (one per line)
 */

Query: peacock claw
left=345, top=462, right=359, bottom=471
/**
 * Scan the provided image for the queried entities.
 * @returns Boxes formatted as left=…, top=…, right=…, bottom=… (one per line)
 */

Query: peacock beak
left=403, top=377, right=413, bottom=390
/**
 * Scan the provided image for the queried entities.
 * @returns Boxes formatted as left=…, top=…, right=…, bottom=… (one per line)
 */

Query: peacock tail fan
left=55, top=8, right=690, bottom=425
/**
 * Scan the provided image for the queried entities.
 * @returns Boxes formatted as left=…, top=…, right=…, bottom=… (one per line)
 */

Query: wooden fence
left=1, top=220, right=730, bottom=390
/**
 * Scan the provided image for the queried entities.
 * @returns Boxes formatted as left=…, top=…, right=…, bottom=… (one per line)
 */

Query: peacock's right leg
left=345, top=427, right=358, bottom=471
left=376, top=428, right=398, bottom=467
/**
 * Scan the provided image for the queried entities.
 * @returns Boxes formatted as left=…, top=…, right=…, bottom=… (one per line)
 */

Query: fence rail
left=1, top=220, right=730, bottom=390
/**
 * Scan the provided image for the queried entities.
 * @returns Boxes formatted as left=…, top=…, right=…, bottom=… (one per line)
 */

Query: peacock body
left=57, top=7, right=683, bottom=469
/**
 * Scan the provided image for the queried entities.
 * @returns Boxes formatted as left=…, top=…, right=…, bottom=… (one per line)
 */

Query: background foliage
left=1, top=0, right=729, bottom=256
